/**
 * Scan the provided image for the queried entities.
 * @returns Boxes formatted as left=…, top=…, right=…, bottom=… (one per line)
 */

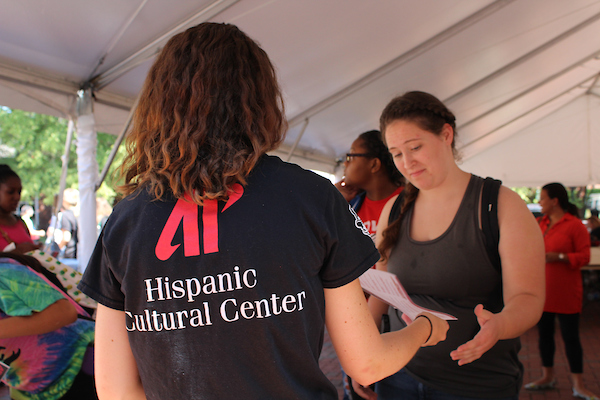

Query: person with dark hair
left=336, top=130, right=404, bottom=240
left=0, top=165, right=41, bottom=254
left=20, top=205, right=45, bottom=241
left=586, top=209, right=600, bottom=244
left=525, top=183, right=597, bottom=400
left=78, top=24, right=448, bottom=400
left=357, top=91, right=545, bottom=400
left=335, top=130, right=404, bottom=399
left=56, top=188, right=79, bottom=260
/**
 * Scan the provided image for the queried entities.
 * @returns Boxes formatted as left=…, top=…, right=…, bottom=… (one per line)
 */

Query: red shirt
left=538, top=213, right=590, bottom=313
left=357, top=187, right=403, bottom=237
left=0, top=220, right=33, bottom=251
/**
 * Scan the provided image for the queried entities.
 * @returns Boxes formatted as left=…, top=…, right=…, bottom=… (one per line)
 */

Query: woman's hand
left=449, top=304, right=504, bottom=365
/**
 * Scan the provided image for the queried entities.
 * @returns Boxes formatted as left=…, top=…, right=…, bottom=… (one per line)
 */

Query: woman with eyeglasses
left=336, top=130, right=404, bottom=240
left=335, top=130, right=405, bottom=400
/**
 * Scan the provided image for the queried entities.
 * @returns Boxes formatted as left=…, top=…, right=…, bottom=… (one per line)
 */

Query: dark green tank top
left=387, top=175, right=522, bottom=398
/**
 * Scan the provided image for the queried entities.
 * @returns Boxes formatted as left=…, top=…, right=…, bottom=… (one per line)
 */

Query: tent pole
left=93, top=0, right=240, bottom=90
left=459, top=50, right=600, bottom=130
left=286, top=118, right=309, bottom=162
left=586, top=73, right=600, bottom=95
left=76, top=88, right=98, bottom=272
left=56, top=118, right=75, bottom=217
left=87, top=0, right=149, bottom=79
left=287, top=0, right=515, bottom=128
left=459, top=74, right=595, bottom=156
left=44, top=118, right=74, bottom=257
left=96, top=93, right=141, bottom=190
left=444, top=10, right=600, bottom=105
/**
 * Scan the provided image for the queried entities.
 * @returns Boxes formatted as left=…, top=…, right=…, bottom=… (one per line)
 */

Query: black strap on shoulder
left=388, top=190, right=405, bottom=224
left=481, top=177, right=502, bottom=273
left=349, top=191, right=366, bottom=212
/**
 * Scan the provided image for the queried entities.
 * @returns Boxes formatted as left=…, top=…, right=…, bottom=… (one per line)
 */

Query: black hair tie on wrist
left=415, top=314, right=433, bottom=344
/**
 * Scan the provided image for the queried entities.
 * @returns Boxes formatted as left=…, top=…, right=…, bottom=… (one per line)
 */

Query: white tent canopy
left=2, top=0, right=600, bottom=266
left=460, top=94, right=600, bottom=187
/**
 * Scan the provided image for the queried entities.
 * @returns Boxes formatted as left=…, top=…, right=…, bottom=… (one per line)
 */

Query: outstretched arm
left=95, top=304, right=146, bottom=400
left=0, top=298, right=77, bottom=339
left=325, top=279, right=448, bottom=386
left=450, top=186, right=545, bottom=365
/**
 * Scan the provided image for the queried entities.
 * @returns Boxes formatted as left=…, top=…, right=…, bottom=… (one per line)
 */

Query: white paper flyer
left=359, top=268, right=456, bottom=321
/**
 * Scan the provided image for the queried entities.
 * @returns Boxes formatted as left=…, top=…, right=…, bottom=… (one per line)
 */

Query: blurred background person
left=525, top=182, right=597, bottom=400
left=586, top=209, right=600, bottom=245
left=335, top=129, right=404, bottom=399
left=56, top=189, right=79, bottom=260
left=20, top=204, right=46, bottom=242
left=95, top=197, right=112, bottom=235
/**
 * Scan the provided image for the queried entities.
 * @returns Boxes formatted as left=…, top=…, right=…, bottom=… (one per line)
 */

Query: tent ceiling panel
left=214, top=0, right=494, bottom=118
left=1, top=0, right=600, bottom=187
left=459, top=83, right=589, bottom=161
left=0, top=1, right=147, bottom=81
left=458, top=60, right=600, bottom=152
left=448, top=20, right=600, bottom=123
left=0, top=82, right=72, bottom=119
left=460, top=95, right=600, bottom=187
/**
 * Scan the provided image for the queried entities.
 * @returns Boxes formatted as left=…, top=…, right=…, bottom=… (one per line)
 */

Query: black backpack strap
left=349, top=191, right=366, bottom=212
left=388, top=190, right=405, bottom=224
left=481, top=177, right=502, bottom=273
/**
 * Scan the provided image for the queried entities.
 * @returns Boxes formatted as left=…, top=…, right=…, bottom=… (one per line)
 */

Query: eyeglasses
left=345, top=153, right=373, bottom=162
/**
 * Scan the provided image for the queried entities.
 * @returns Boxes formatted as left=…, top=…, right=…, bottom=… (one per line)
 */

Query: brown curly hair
left=119, top=23, right=286, bottom=204
left=378, top=91, right=457, bottom=261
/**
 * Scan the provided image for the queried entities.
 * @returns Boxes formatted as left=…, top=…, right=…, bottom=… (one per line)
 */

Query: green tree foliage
left=512, top=187, right=539, bottom=204
left=0, top=107, right=124, bottom=207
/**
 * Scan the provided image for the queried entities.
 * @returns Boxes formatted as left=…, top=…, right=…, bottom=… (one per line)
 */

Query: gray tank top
left=387, top=175, right=522, bottom=398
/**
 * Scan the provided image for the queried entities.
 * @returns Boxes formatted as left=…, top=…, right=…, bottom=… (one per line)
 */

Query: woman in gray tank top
left=351, top=91, right=545, bottom=400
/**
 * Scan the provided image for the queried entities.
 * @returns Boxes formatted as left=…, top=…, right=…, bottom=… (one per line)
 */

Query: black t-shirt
left=79, top=155, right=379, bottom=400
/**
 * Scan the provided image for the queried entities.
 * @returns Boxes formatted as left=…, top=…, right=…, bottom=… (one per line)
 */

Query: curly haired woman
left=78, top=24, right=448, bottom=400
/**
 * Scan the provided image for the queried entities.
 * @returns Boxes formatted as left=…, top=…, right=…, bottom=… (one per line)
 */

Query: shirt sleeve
left=78, top=228, right=125, bottom=311
left=566, top=220, right=591, bottom=269
left=319, top=186, right=381, bottom=288
left=0, top=264, right=65, bottom=316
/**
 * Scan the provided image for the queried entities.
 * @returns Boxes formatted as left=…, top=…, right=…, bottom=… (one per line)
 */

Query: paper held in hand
left=359, top=269, right=457, bottom=321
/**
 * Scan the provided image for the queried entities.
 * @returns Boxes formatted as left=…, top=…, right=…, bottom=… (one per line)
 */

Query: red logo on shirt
left=155, top=184, right=244, bottom=260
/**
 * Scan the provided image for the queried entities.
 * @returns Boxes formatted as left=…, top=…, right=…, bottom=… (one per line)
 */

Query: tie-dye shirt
left=0, top=260, right=94, bottom=400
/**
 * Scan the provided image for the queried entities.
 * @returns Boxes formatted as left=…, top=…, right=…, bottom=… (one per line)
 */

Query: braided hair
left=357, top=130, right=404, bottom=187
left=378, top=91, right=457, bottom=261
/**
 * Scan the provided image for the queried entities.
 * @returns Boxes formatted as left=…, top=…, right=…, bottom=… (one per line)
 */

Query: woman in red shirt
left=525, top=182, right=597, bottom=400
